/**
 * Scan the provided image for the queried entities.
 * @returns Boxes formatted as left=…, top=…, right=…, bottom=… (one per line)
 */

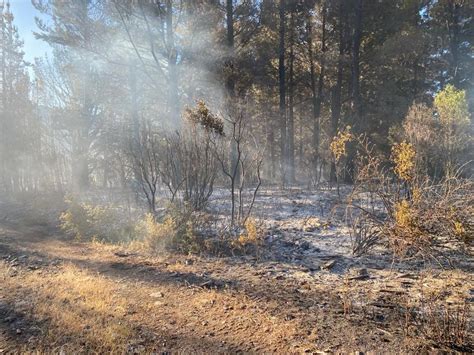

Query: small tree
left=401, top=86, right=472, bottom=180
left=128, top=121, right=161, bottom=214
left=330, top=126, right=352, bottom=196
left=159, top=101, right=224, bottom=211
left=433, top=85, right=471, bottom=176
left=402, top=103, right=437, bottom=176
left=213, top=107, right=263, bottom=229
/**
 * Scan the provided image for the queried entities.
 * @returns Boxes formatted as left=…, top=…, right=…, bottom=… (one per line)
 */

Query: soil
left=0, top=190, right=472, bottom=353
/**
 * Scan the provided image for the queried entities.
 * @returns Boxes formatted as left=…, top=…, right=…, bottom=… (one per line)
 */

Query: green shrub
left=59, top=197, right=135, bottom=243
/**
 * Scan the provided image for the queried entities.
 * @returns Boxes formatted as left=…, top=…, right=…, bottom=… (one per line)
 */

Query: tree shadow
left=0, top=291, right=249, bottom=353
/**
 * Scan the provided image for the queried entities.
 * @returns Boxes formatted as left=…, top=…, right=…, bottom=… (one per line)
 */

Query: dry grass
left=0, top=250, right=301, bottom=353
left=401, top=271, right=473, bottom=351
left=0, top=262, right=140, bottom=352
left=0, top=218, right=472, bottom=353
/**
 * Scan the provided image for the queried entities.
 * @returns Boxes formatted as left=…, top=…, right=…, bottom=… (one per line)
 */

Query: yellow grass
left=1, top=262, right=138, bottom=352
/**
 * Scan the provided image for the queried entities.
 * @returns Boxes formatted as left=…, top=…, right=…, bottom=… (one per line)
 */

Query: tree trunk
left=129, top=61, right=140, bottom=143
left=226, top=0, right=240, bottom=186
left=279, top=0, right=287, bottom=185
left=351, top=0, right=362, bottom=123
left=346, top=0, right=363, bottom=182
left=265, top=103, right=276, bottom=180
left=308, top=1, right=326, bottom=181
left=330, top=0, right=345, bottom=183
left=447, top=0, right=460, bottom=87
left=0, top=8, right=6, bottom=192
left=226, top=0, right=235, bottom=95
left=166, top=0, right=179, bottom=126
left=287, top=10, right=295, bottom=184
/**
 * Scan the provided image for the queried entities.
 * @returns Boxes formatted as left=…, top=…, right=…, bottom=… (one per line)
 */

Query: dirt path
left=0, top=213, right=472, bottom=353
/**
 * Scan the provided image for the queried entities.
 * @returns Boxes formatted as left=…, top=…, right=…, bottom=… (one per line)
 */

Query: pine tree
left=0, top=1, right=32, bottom=192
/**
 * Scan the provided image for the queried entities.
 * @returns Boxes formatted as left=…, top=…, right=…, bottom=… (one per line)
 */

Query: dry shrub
left=347, top=135, right=473, bottom=259
left=345, top=136, right=389, bottom=255
left=135, top=213, right=177, bottom=252
left=128, top=121, right=161, bottom=214
left=330, top=126, right=353, bottom=162
left=185, top=100, right=224, bottom=136
left=418, top=302, right=471, bottom=350
left=59, top=197, right=135, bottom=243
left=231, top=218, right=265, bottom=255
left=136, top=204, right=225, bottom=255
left=402, top=86, right=473, bottom=178
left=388, top=177, right=473, bottom=257
left=128, top=102, right=224, bottom=214
left=159, top=101, right=224, bottom=211
left=338, top=277, right=353, bottom=317
left=349, top=213, right=380, bottom=256
left=330, top=126, right=353, bottom=192
left=402, top=275, right=472, bottom=351
left=401, top=103, right=439, bottom=176
left=391, top=141, right=416, bottom=182
left=60, top=197, right=268, bottom=257
left=212, top=106, right=264, bottom=228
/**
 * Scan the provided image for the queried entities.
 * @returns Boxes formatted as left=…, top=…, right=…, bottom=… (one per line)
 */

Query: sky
left=8, top=0, right=51, bottom=64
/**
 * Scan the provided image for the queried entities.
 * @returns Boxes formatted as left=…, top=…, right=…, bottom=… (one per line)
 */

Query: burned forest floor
left=0, top=188, right=473, bottom=353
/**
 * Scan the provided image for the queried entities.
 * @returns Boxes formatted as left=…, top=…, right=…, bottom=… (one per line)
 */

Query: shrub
left=401, top=103, right=438, bottom=175
left=127, top=121, right=161, bottom=214
left=434, top=85, right=470, bottom=127
left=403, top=278, right=472, bottom=351
left=135, top=204, right=220, bottom=254
left=159, top=101, right=224, bottom=211
left=59, top=197, right=135, bottom=242
left=400, top=86, right=472, bottom=179
left=127, top=102, right=224, bottom=214
left=391, top=142, right=416, bottom=182
left=212, top=105, right=263, bottom=227
left=330, top=126, right=353, bottom=162
left=347, top=135, right=473, bottom=258
left=231, top=218, right=265, bottom=254
left=349, top=213, right=380, bottom=256
left=135, top=213, right=177, bottom=252
left=330, top=126, right=353, bottom=193
left=184, top=100, right=224, bottom=136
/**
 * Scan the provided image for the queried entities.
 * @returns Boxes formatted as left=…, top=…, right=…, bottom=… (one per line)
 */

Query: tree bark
left=226, top=0, right=235, bottom=95
left=279, top=0, right=287, bottom=185
left=308, top=1, right=326, bottom=181
left=330, top=0, right=346, bottom=183
left=287, top=10, right=295, bottom=183
left=226, top=0, right=241, bottom=187
left=346, top=0, right=363, bottom=182
left=166, top=0, right=179, bottom=126
left=447, top=0, right=460, bottom=87
left=351, top=0, right=362, bottom=123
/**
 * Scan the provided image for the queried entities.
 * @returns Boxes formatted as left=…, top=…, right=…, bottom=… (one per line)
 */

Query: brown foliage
left=347, top=135, right=473, bottom=259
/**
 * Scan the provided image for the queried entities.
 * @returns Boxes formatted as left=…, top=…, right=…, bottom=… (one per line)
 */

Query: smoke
left=24, top=1, right=231, bottom=193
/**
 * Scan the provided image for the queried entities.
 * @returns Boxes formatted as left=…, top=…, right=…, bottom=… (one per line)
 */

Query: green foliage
left=434, top=85, right=472, bottom=174
left=434, top=85, right=470, bottom=127
left=59, top=197, right=135, bottom=243
left=400, top=86, right=472, bottom=179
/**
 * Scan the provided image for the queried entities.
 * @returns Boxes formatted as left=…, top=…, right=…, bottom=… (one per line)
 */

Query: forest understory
left=0, top=188, right=472, bottom=354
